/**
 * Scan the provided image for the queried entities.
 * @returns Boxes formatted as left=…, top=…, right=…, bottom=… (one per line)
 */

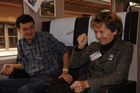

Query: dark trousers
left=49, top=83, right=74, bottom=93
left=0, top=77, right=49, bottom=93
left=49, top=83, right=89, bottom=93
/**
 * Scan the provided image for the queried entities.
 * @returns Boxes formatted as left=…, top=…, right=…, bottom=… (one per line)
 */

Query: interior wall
left=137, top=11, right=140, bottom=93
left=0, top=3, right=22, bottom=22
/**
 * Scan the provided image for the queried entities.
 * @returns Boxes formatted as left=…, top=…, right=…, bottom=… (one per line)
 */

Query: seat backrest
left=116, top=12, right=138, bottom=81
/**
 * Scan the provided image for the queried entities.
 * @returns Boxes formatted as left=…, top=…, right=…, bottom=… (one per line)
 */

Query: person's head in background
left=91, top=12, right=123, bottom=45
left=16, top=14, right=35, bottom=43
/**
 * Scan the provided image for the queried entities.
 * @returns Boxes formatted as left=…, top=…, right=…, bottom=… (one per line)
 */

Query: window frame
left=0, top=22, right=20, bottom=57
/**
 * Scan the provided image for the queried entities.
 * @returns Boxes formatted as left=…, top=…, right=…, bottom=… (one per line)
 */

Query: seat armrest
left=99, top=80, right=136, bottom=93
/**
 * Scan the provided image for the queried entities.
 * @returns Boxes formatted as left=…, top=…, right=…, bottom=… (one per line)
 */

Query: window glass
left=8, top=24, right=17, bottom=36
left=0, top=24, right=4, bottom=36
left=0, top=24, right=5, bottom=49
left=0, top=37, right=5, bottom=49
left=9, top=37, right=17, bottom=48
left=8, top=24, right=18, bottom=48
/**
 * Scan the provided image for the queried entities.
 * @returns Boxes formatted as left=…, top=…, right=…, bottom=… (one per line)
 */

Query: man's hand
left=77, top=33, right=88, bottom=49
left=58, top=71, right=73, bottom=84
left=0, top=64, right=14, bottom=75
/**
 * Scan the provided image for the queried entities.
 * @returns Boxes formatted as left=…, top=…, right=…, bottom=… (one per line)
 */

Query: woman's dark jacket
left=69, top=40, right=133, bottom=93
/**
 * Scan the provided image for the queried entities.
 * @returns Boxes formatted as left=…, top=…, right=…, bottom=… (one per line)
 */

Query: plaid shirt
left=16, top=32, right=68, bottom=76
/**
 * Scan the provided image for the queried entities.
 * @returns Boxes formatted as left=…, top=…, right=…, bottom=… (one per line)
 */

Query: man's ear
left=113, top=30, right=117, bottom=36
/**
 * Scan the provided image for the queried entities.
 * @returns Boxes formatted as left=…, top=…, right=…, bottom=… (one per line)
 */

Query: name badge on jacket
left=90, top=51, right=102, bottom=61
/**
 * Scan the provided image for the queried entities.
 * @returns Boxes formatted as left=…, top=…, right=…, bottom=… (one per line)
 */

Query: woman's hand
left=70, top=80, right=89, bottom=93
left=0, top=64, right=14, bottom=75
left=77, top=33, right=88, bottom=49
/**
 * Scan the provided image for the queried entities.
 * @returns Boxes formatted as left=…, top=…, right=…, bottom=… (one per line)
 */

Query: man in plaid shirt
left=0, top=14, right=72, bottom=93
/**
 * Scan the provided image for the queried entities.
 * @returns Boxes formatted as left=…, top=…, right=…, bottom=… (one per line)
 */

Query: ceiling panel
left=0, top=0, right=110, bottom=15
left=64, top=0, right=110, bottom=14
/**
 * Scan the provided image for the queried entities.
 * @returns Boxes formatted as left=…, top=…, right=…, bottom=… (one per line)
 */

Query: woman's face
left=93, top=24, right=117, bottom=45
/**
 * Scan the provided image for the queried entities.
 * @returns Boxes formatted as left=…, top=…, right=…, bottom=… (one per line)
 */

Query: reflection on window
left=0, top=24, right=4, bottom=36
left=9, top=37, right=17, bottom=48
left=8, top=24, right=17, bottom=36
left=0, top=24, right=5, bottom=49
left=8, top=24, right=17, bottom=48
left=0, top=37, right=5, bottom=48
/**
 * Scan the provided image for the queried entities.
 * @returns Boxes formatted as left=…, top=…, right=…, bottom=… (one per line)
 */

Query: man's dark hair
left=16, top=14, right=35, bottom=28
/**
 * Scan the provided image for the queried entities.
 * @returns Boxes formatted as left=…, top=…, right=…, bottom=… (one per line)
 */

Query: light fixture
left=101, top=0, right=110, bottom=2
left=84, top=0, right=110, bottom=5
